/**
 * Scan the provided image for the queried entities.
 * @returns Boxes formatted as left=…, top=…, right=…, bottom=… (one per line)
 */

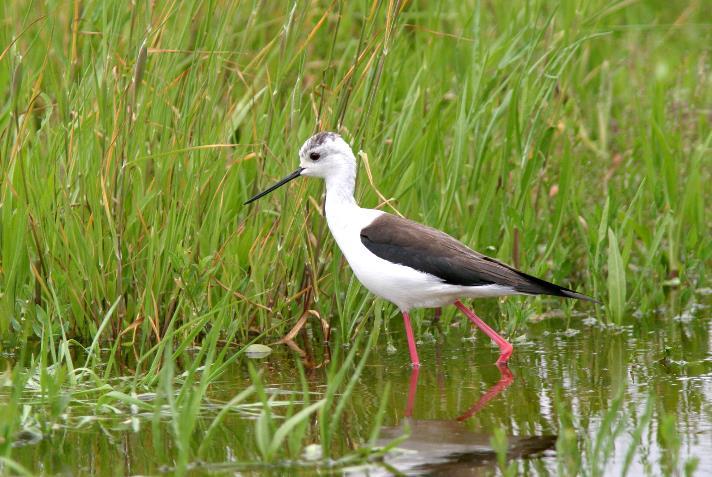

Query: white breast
left=324, top=205, right=458, bottom=310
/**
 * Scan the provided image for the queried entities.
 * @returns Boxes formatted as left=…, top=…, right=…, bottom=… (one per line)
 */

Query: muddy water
left=5, top=301, right=712, bottom=476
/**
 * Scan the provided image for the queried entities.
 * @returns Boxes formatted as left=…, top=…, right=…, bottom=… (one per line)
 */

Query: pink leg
left=454, top=300, right=513, bottom=364
left=433, top=307, right=442, bottom=323
left=402, top=311, right=420, bottom=367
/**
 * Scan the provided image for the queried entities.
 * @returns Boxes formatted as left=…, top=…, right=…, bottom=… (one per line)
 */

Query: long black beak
left=244, top=167, right=304, bottom=205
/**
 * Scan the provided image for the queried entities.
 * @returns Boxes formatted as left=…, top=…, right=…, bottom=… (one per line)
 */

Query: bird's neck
left=324, top=166, right=358, bottom=215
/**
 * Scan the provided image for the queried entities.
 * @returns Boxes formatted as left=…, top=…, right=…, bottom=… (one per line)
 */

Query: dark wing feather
left=360, top=213, right=597, bottom=302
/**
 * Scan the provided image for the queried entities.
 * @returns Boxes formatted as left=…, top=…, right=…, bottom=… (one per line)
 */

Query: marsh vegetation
left=0, top=0, right=709, bottom=475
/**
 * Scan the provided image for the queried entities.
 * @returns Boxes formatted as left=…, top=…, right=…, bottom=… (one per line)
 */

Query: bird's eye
left=309, top=152, right=320, bottom=161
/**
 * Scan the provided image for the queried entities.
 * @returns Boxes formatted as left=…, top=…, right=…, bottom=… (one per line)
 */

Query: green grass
left=1, top=0, right=709, bottom=348
left=0, top=0, right=710, bottom=473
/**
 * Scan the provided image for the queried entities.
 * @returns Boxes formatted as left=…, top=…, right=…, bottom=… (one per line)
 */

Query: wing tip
left=560, top=289, right=602, bottom=304
left=511, top=269, right=600, bottom=304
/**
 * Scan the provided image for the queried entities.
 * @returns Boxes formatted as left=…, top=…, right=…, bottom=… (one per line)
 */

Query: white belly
left=349, top=248, right=458, bottom=310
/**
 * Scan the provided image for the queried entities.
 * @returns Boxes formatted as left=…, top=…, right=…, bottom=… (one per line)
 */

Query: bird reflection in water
left=370, top=359, right=556, bottom=476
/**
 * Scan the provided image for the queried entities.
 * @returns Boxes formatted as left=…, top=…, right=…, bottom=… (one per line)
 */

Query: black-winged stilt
left=245, top=132, right=596, bottom=366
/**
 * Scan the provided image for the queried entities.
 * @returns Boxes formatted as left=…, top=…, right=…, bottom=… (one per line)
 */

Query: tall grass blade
left=607, top=228, right=626, bottom=324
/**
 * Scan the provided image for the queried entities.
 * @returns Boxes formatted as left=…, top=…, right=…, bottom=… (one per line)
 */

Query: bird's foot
left=496, top=343, right=513, bottom=364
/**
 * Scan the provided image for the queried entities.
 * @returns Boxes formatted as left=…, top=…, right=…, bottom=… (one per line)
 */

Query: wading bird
left=245, top=132, right=595, bottom=366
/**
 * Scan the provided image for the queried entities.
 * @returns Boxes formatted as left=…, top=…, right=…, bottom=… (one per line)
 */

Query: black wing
left=360, top=213, right=596, bottom=301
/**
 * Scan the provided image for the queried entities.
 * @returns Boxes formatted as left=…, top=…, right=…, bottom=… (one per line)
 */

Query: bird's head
left=298, top=132, right=355, bottom=179
left=244, top=131, right=356, bottom=205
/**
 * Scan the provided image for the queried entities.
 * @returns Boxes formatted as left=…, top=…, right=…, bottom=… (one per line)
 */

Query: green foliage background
left=0, top=0, right=709, bottom=346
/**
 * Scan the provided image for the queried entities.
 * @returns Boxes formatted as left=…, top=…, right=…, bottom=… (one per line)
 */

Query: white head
left=298, top=132, right=356, bottom=180
left=244, top=132, right=357, bottom=205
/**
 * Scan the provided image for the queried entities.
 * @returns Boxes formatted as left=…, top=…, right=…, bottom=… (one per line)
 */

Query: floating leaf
left=244, top=344, right=272, bottom=358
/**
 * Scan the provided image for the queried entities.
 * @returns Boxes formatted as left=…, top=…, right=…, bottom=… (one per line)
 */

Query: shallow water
left=4, top=299, right=711, bottom=476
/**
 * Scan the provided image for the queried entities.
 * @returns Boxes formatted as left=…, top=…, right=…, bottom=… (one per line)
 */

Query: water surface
left=4, top=300, right=711, bottom=475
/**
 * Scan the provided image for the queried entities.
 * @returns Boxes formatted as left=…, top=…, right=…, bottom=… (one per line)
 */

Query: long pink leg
left=454, top=300, right=513, bottom=364
left=402, top=311, right=420, bottom=367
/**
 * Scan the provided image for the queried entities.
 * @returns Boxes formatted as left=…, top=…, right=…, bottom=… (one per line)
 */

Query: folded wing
left=360, top=213, right=596, bottom=302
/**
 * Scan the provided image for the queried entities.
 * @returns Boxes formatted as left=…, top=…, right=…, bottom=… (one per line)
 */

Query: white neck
left=324, top=164, right=358, bottom=212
